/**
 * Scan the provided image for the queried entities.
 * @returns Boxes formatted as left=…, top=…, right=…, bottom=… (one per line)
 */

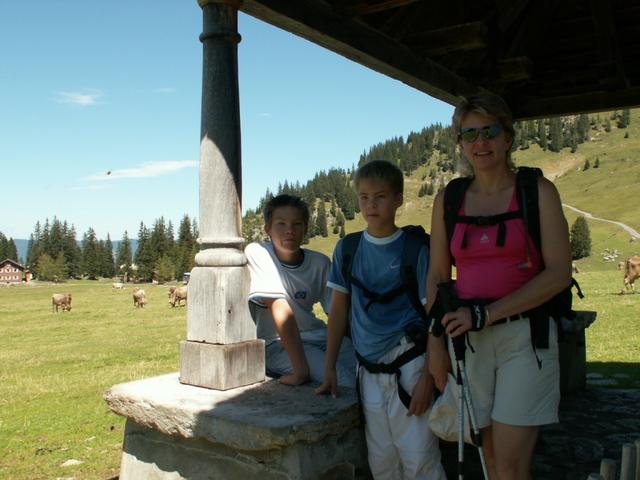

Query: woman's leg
left=491, top=421, right=538, bottom=480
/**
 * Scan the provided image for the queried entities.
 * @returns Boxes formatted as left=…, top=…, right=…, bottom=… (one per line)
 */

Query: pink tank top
left=451, top=187, right=542, bottom=300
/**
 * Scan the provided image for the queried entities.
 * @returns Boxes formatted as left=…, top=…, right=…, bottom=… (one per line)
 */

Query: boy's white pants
left=360, top=338, right=446, bottom=480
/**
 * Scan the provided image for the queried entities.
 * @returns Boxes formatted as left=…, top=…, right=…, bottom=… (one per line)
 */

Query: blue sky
left=1, top=1, right=453, bottom=240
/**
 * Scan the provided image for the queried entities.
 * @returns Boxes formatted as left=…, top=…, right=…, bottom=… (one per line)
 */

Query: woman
left=426, top=93, right=571, bottom=480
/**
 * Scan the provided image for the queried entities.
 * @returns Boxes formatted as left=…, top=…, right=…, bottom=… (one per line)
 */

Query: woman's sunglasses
left=458, top=123, right=503, bottom=143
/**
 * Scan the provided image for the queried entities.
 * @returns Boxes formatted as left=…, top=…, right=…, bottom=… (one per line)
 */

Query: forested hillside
left=244, top=109, right=636, bottom=262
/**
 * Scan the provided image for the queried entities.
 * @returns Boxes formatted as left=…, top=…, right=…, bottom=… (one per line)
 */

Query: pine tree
left=134, top=222, right=153, bottom=282
left=116, top=231, right=133, bottom=280
left=37, top=253, right=66, bottom=281
left=315, top=201, right=328, bottom=237
left=81, top=228, right=100, bottom=279
left=102, top=235, right=115, bottom=278
left=154, top=255, right=175, bottom=283
left=570, top=216, right=591, bottom=260
left=583, top=159, right=590, bottom=171
left=6, top=238, right=18, bottom=262
left=549, top=117, right=563, bottom=152
left=175, top=215, right=197, bottom=279
left=594, top=157, right=600, bottom=168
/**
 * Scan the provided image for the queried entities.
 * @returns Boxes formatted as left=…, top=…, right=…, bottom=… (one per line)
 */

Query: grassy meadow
left=3, top=110, right=640, bottom=479
left=0, top=281, right=186, bottom=479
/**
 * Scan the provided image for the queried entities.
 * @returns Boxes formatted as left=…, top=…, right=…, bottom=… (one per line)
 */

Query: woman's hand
left=442, top=307, right=473, bottom=337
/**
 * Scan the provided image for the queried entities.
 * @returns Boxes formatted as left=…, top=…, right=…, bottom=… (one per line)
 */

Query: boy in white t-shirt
left=245, top=194, right=356, bottom=387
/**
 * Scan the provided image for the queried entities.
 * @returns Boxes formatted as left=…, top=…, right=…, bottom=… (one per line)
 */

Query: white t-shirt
left=245, top=242, right=331, bottom=343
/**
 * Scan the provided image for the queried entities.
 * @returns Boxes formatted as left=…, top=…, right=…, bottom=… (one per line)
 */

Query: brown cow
left=169, top=286, right=187, bottom=307
left=621, top=256, right=640, bottom=294
left=133, top=288, right=147, bottom=308
left=52, top=293, right=72, bottom=312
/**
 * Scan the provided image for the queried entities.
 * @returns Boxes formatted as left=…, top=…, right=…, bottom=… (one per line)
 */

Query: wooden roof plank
left=510, top=86, right=640, bottom=120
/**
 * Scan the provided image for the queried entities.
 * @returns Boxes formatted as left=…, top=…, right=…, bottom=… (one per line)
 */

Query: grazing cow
left=52, top=293, right=72, bottom=312
left=621, top=256, right=640, bottom=294
left=112, top=282, right=124, bottom=290
left=168, top=286, right=176, bottom=298
left=169, top=286, right=187, bottom=307
left=133, top=288, right=147, bottom=308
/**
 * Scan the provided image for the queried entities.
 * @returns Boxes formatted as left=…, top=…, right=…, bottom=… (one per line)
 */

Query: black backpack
left=443, top=166, right=583, bottom=348
left=341, top=225, right=431, bottom=329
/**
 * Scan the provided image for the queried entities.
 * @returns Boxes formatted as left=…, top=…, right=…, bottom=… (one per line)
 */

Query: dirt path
left=563, top=203, right=640, bottom=239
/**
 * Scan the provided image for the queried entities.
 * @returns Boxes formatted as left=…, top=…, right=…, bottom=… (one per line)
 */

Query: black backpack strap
left=515, top=166, right=543, bottom=255
left=443, top=176, right=473, bottom=264
left=400, top=225, right=430, bottom=322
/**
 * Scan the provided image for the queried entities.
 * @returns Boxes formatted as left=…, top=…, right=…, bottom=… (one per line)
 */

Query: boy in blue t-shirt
left=316, top=161, right=445, bottom=480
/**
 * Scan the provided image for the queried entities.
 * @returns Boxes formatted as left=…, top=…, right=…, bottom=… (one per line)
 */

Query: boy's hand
left=407, top=371, right=434, bottom=416
left=279, top=364, right=310, bottom=386
left=314, top=368, right=338, bottom=398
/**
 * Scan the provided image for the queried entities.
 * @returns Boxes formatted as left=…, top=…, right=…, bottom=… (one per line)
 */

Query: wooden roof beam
left=337, top=0, right=420, bottom=17
left=590, top=0, right=629, bottom=88
left=509, top=86, right=640, bottom=120
left=240, top=0, right=477, bottom=105
left=405, top=21, right=488, bottom=56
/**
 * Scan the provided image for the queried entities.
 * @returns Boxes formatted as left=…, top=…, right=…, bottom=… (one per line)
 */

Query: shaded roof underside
left=240, top=0, right=640, bottom=119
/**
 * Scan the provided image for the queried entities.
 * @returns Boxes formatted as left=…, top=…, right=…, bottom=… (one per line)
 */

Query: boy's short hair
left=353, top=160, right=404, bottom=194
left=263, top=194, right=310, bottom=232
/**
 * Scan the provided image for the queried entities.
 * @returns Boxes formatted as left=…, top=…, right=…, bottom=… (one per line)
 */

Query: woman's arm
left=426, top=191, right=453, bottom=391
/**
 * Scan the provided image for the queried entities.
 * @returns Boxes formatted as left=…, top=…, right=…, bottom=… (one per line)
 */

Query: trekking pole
left=451, top=334, right=490, bottom=480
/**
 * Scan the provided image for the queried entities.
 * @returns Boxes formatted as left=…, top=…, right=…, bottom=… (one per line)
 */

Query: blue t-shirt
left=327, top=228, right=429, bottom=362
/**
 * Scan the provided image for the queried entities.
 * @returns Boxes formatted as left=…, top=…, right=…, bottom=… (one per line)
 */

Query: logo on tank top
left=294, top=290, right=307, bottom=299
left=479, top=233, right=490, bottom=244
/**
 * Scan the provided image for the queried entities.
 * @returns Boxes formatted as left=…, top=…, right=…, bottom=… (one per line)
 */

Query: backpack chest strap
left=455, top=210, right=522, bottom=248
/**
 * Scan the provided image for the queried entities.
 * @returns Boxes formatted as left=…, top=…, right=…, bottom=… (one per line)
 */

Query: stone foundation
left=105, top=373, right=369, bottom=480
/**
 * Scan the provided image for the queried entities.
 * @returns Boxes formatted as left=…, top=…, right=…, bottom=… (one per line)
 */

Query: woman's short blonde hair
left=452, top=93, right=516, bottom=175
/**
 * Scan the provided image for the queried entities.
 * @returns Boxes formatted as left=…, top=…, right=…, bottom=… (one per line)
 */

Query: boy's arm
left=315, top=289, right=349, bottom=397
left=262, top=297, right=310, bottom=386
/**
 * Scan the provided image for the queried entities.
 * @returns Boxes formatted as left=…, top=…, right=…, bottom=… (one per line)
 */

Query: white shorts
left=265, top=328, right=357, bottom=388
left=448, top=317, right=560, bottom=428
left=360, top=338, right=446, bottom=480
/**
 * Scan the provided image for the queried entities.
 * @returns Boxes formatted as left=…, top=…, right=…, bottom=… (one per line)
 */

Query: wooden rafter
left=404, top=21, right=487, bottom=56
left=337, top=0, right=420, bottom=17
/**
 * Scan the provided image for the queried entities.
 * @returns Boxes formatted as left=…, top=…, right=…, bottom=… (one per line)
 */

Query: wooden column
left=180, top=0, right=264, bottom=390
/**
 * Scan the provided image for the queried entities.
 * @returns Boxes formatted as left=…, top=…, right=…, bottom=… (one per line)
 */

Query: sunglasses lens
left=460, top=130, right=480, bottom=142
left=486, top=123, right=503, bottom=138
left=459, top=123, right=503, bottom=142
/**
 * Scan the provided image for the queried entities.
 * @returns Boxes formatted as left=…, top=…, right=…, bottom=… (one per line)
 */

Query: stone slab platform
left=105, top=373, right=369, bottom=479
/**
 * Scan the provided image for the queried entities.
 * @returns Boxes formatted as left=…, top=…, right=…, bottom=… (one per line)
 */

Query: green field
left=3, top=111, right=640, bottom=479
left=0, top=282, right=186, bottom=479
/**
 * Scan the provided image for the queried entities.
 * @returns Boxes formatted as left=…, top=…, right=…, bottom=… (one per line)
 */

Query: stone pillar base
left=104, top=373, right=369, bottom=480
left=180, top=339, right=265, bottom=390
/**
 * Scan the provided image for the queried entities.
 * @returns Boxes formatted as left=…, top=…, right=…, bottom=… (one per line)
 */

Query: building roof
left=239, top=0, right=640, bottom=119
left=0, top=259, right=25, bottom=271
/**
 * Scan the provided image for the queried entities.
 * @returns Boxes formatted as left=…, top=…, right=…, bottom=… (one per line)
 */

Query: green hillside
left=308, top=109, right=640, bottom=273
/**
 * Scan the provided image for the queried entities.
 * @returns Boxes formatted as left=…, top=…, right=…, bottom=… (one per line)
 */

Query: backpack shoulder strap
left=515, top=166, right=543, bottom=253
left=340, top=231, right=363, bottom=291
left=443, top=176, right=473, bottom=262
left=400, top=225, right=430, bottom=321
